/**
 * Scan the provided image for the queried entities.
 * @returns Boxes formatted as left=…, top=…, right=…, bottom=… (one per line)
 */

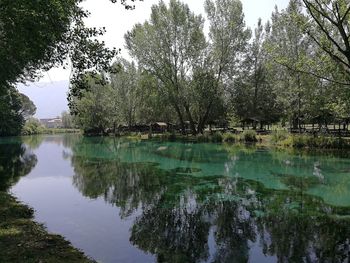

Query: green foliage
left=291, top=135, right=350, bottom=149
left=21, top=118, right=45, bottom=135
left=211, top=132, right=223, bottom=143
left=0, top=0, right=140, bottom=89
left=270, top=130, right=289, bottom=144
left=0, top=86, right=25, bottom=136
left=61, top=111, right=75, bottom=129
left=19, top=94, right=36, bottom=120
left=223, top=133, right=237, bottom=143
left=271, top=133, right=350, bottom=150
left=302, top=0, right=350, bottom=82
left=71, top=74, right=114, bottom=135
left=125, top=0, right=249, bottom=134
left=241, top=130, right=258, bottom=142
left=69, top=0, right=350, bottom=139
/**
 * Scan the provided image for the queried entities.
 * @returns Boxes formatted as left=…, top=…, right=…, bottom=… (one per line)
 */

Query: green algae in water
left=3, top=135, right=350, bottom=263
left=171, top=167, right=202, bottom=174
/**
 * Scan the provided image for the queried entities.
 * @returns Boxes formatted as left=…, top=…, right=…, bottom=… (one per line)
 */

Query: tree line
left=1, top=0, right=350, bottom=136
left=70, top=0, right=350, bottom=135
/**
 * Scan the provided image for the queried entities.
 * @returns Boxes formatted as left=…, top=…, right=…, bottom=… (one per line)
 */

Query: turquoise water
left=1, top=134, right=350, bottom=262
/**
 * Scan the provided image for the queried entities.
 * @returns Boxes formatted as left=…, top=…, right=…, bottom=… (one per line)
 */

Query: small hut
left=151, top=122, right=168, bottom=133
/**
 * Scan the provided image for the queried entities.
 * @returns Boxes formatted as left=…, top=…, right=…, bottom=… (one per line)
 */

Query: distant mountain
left=17, top=80, right=70, bottom=119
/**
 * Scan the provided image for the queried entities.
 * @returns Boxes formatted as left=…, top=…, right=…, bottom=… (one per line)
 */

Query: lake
left=1, top=134, right=350, bottom=263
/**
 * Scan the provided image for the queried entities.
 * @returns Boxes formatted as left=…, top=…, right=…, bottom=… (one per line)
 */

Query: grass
left=270, top=130, right=350, bottom=149
left=22, top=128, right=81, bottom=136
left=139, top=130, right=350, bottom=150
left=0, top=191, right=95, bottom=263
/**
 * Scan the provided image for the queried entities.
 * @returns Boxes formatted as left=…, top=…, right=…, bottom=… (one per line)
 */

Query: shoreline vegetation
left=112, top=130, right=350, bottom=150
left=21, top=128, right=81, bottom=136
left=18, top=127, right=350, bottom=150
left=0, top=191, right=95, bottom=263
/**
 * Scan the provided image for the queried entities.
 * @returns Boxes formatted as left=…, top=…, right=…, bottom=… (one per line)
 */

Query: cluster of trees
left=0, top=0, right=137, bottom=136
left=71, top=0, right=350, bottom=135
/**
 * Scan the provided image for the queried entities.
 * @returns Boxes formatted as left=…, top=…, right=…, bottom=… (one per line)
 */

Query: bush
left=223, top=133, right=237, bottom=143
left=196, top=132, right=224, bottom=143
left=271, top=130, right=289, bottom=144
left=21, top=118, right=44, bottom=135
left=241, top=130, right=257, bottom=142
left=290, top=135, right=350, bottom=149
left=197, top=133, right=210, bottom=142
left=211, top=132, right=223, bottom=143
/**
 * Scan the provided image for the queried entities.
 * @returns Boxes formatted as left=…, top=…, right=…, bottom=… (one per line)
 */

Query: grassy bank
left=22, top=128, right=81, bottom=136
left=141, top=130, right=259, bottom=144
left=0, top=191, right=94, bottom=263
left=132, top=130, right=350, bottom=150
left=269, top=130, right=350, bottom=149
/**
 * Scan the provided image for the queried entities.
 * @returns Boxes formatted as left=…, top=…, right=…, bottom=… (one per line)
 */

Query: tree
left=61, top=111, right=75, bottom=129
left=0, top=86, right=25, bottom=136
left=0, top=0, right=142, bottom=136
left=302, top=0, right=350, bottom=82
left=110, top=59, right=140, bottom=128
left=230, top=19, right=282, bottom=128
left=19, top=94, right=36, bottom=120
left=266, top=1, right=322, bottom=130
left=72, top=74, right=114, bottom=134
left=126, top=0, right=207, bottom=134
left=126, top=0, right=250, bottom=134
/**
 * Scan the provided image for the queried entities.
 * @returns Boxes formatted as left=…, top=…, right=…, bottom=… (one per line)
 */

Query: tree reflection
left=69, top=138, right=350, bottom=263
left=0, top=141, right=37, bottom=191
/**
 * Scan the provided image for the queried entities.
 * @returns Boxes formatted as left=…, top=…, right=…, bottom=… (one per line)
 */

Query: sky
left=39, top=0, right=289, bottom=82
left=19, top=0, right=289, bottom=118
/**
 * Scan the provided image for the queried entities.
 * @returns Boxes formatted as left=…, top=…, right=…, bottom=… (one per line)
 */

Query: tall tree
left=195, top=0, right=250, bottom=133
left=110, top=59, right=139, bottom=128
left=267, top=1, right=321, bottom=130
left=126, top=0, right=206, bottom=134
left=230, top=19, right=282, bottom=128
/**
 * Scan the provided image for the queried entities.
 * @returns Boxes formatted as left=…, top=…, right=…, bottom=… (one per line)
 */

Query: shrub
left=290, top=135, right=350, bottom=149
left=270, top=130, right=289, bottom=144
left=197, top=133, right=211, bottom=143
left=242, top=130, right=257, bottom=142
left=223, top=133, right=236, bottom=143
left=211, top=132, right=223, bottom=143
left=21, top=118, right=44, bottom=135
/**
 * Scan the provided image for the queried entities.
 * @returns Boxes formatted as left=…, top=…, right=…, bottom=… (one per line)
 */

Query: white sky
left=40, top=0, right=289, bottom=82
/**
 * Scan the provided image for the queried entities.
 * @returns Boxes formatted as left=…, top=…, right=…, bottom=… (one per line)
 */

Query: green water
left=1, top=134, right=350, bottom=262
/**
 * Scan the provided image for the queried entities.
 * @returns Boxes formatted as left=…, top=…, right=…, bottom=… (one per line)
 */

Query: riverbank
left=22, top=128, right=81, bottom=136
left=127, top=130, right=350, bottom=150
left=0, top=191, right=95, bottom=263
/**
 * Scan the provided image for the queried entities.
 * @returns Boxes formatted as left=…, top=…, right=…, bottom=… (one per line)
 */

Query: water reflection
left=0, top=139, right=37, bottom=191
left=68, top=137, right=350, bottom=263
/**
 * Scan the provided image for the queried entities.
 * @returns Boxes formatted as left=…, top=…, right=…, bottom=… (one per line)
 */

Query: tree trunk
left=197, top=101, right=213, bottom=134
left=173, top=103, right=185, bottom=134
left=184, top=104, right=197, bottom=135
